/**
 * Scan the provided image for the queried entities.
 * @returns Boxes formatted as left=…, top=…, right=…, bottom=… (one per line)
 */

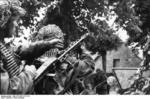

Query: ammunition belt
left=42, top=48, right=59, bottom=58
left=0, top=42, right=20, bottom=78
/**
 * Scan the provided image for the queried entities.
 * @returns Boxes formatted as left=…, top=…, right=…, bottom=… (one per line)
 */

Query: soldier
left=0, top=0, right=61, bottom=94
left=16, top=25, right=64, bottom=65
left=107, top=76, right=120, bottom=94
left=0, top=0, right=36, bottom=94
left=28, top=24, right=64, bottom=94
left=58, top=35, right=96, bottom=94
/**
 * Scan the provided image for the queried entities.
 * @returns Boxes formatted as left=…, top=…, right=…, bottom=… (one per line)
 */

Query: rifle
left=34, top=33, right=90, bottom=84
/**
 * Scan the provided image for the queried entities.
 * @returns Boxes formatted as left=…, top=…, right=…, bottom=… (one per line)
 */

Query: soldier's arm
left=67, top=54, right=95, bottom=70
left=66, top=54, right=95, bottom=78
left=17, top=39, right=63, bottom=60
left=1, top=58, right=36, bottom=94
left=7, top=65, right=36, bottom=94
left=78, top=56, right=95, bottom=70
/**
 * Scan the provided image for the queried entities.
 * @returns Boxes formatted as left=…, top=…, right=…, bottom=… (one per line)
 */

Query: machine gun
left=34, top=33, right=90, bottom=84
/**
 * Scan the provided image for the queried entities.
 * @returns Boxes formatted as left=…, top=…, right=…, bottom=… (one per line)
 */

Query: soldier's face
left=60, top=63, right=68, bottom=71
left=0, top=10, right=10, bottom=28
left=8, top=16, right=20, bottom=37
left=80, top=42, right=86, bottom=51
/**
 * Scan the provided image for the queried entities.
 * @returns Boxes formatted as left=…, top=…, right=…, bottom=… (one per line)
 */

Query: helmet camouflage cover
left=0, top=0, right=25, bottom=28
left=35, top=24, right=64, bottom=49
left=36, top=24, right=64, bottom=41
left=0, top=0, right=11, bottom=27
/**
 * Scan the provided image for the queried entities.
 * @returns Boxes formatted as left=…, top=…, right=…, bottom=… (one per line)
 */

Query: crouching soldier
left=25, top=24, right=64, bottom=94
left=58, top=35, right=96, bottom=94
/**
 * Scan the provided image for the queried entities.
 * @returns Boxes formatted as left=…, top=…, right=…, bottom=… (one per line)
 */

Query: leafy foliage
left=18, top=0, right=150, bottom=70
left=38, top=0, right=122, bottom=53
left=112, top=0, right=150, bottom=70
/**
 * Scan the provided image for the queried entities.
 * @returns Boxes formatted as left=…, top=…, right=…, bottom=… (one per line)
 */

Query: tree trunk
left=101, top=51, right=107, bottom=72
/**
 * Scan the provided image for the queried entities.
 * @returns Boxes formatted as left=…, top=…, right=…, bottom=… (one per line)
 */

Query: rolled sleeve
left=8, top=70, right=35, bottom=94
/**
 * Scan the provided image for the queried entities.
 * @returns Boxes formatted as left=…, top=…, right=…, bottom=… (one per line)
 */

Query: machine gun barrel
left=58, top=33, right=89, bottom=60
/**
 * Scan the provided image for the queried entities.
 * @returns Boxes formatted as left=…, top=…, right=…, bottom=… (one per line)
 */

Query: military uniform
left=61, top=53, right=95, bottom=94
left=0, top=0, right=36, bottom=94
left=30, top=24, right=64, bottom=94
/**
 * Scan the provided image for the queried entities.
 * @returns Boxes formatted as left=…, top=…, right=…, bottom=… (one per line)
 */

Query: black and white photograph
left=0, top=0, right=150, bottom=96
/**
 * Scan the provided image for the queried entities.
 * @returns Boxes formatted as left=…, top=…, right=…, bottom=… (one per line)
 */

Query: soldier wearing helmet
left=0, top=0, right=62, bottom=94
left=23, top=24, right=64, bottom=94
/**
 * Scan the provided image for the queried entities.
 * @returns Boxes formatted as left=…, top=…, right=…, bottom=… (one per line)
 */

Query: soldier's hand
left=48, top=39, right=64, bottom=48
left=65, top=56, right=78, bottom=65
left=48, top=39, right=62, bottom=45
left=19, top=61, right=26, bottom=72
left=25, top=65, right=37, bottom=78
